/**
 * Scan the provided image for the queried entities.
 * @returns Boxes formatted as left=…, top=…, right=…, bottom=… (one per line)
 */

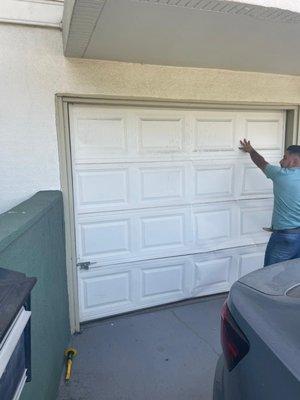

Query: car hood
left=239, top=258, right=300, bottom=296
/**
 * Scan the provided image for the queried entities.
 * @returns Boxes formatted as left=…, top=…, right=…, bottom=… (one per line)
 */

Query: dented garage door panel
left=69, top=105, right=285, bottom=321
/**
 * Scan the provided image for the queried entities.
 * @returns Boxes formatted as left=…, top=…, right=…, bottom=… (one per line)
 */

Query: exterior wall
left=1, top=23, right=300, bottom=213
left=0, top=191, right=70, bottom=400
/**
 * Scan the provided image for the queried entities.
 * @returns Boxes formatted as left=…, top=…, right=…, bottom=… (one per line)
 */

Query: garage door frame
left=55, top=94, right=299, bottom=333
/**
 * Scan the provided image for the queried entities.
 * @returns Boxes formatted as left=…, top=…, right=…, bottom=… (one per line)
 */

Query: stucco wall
left=1, top=23, right=300, bottom=213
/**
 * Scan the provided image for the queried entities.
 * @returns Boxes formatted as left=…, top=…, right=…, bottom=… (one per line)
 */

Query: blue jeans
left=264, top=232, right=300, bottom=267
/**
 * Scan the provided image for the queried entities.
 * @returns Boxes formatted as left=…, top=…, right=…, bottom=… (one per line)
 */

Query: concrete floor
left=57, top=294, right=226, bottom=400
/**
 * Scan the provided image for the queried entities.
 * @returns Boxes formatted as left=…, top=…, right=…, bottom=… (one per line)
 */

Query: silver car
left=213, top=259, right=300, bottom=400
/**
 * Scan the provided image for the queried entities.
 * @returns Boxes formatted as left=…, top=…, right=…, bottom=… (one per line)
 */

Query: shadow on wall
left=0, top=191, right=70, bottom=400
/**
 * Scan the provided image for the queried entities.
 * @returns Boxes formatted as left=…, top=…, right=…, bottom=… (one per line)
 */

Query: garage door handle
left=76, top=261, right=97, bottom=270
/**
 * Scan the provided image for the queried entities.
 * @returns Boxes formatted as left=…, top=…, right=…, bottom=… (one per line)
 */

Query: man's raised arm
left=239, top=139, right=268, bottom=171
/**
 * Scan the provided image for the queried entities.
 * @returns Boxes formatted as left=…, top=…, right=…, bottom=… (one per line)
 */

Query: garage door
left=69, top=104, right=285, bottom=322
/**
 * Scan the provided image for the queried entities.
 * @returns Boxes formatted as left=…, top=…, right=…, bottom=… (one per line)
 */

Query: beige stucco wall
left=1, top=23, right=300, bottom=213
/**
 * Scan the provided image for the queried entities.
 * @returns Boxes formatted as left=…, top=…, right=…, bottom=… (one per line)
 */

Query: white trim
left=0, top=18, right=61, bottom=28
left=56, top=98, right=81, bottom=333
left=0, top=308, right=31, bottom=378
left=0, top=0, right=63, bottom=29
left=55, top=94, right=299, bottom=331
left=226, top=0, right=300, bottom=14
left=18, top=0, right=63, bottom=4
left=56, top=94, right=299, bottom=110
left=12, top=370, right=27, bottom=400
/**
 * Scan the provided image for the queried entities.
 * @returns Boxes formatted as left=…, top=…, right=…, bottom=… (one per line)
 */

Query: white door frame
left=55, top=94, right=299, bottom=333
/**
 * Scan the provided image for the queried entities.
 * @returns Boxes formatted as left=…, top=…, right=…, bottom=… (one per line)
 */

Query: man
left=240, top=139, right=300, bottom=267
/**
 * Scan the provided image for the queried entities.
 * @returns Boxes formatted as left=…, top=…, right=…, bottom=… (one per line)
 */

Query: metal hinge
left=76, top=261, right=96, bottom=270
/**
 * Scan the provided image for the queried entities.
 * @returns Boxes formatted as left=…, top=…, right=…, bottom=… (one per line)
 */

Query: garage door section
left=69, top=105, right=285, bottom=321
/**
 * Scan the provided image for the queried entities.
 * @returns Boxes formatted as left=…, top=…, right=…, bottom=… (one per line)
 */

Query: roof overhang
left=63, top=0, right=300, bottom=75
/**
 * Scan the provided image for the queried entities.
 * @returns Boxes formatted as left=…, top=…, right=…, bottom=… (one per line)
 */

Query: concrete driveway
left=58, top=294, right=226, bottom=400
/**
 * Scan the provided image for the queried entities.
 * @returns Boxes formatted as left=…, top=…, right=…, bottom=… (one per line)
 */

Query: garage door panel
left=192, top=112, right=236, bottom=152
left=83, top=272, right=132, bottom=308
left=243, top=113, right=284, bottom=151
left=74, top=162, right=188, bottom=213
left=71, top=107, right=285, bottom=163
left=240, top=164, right=273, bottom=196
left=245, top=119, right=281, bottom=150
left=141, top=213, right=187, bottom=249
left=77, top=207, right=190, bottom=263
left=73, top=160, right=274, bottom=214
left=238, top=251, right=265, bottom=277
left=78, top=218, right=132, bottom=258
left=193, top=257, right=233, bottom=295
left=138, top=116, right=185, bottom=153
left=76, top=201, right=271, bottom=264
left=74, top=166, right=130, bottom=213
left=194, top=164, right=234, bottom=199
left=141, top=264, right=185, bottom=298
left=240, top=200, right=273, bottom=238
left=78, top=244, right=267, bottom=321
left=74, top=116, right=128, bottom=160
left=137, top=208, right=191, bottom=257
left=70, top=105, right=285, bottom=321
left=194, top=207, right=232, bottom=242
left=138, top=164, right=185, bottom=202
left=79, top=268, right=138, bottom=320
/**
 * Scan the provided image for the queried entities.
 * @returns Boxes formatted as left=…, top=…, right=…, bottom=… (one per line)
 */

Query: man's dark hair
left=287, top=145, right=300, bottom=156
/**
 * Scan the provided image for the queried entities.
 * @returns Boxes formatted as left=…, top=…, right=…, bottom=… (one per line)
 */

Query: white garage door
left=69, top=104, right=285, bottom=322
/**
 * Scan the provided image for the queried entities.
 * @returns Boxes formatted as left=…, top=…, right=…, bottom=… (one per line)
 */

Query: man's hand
left=239, top=139, right=253, bottom=153
left=239, top=138, right=268, bottom=171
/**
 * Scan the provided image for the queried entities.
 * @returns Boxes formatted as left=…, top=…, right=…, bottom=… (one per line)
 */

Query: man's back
left=239, top=140, right=300, bottom=266
left=265, top=165, right=300, bottom=230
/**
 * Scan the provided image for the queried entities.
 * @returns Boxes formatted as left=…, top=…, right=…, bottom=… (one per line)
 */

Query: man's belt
left=263, top=227, right=300, bottom=234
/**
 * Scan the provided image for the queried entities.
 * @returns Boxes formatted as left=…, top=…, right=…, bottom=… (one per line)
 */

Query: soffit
left=63, top=0, right=300, bottom=75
